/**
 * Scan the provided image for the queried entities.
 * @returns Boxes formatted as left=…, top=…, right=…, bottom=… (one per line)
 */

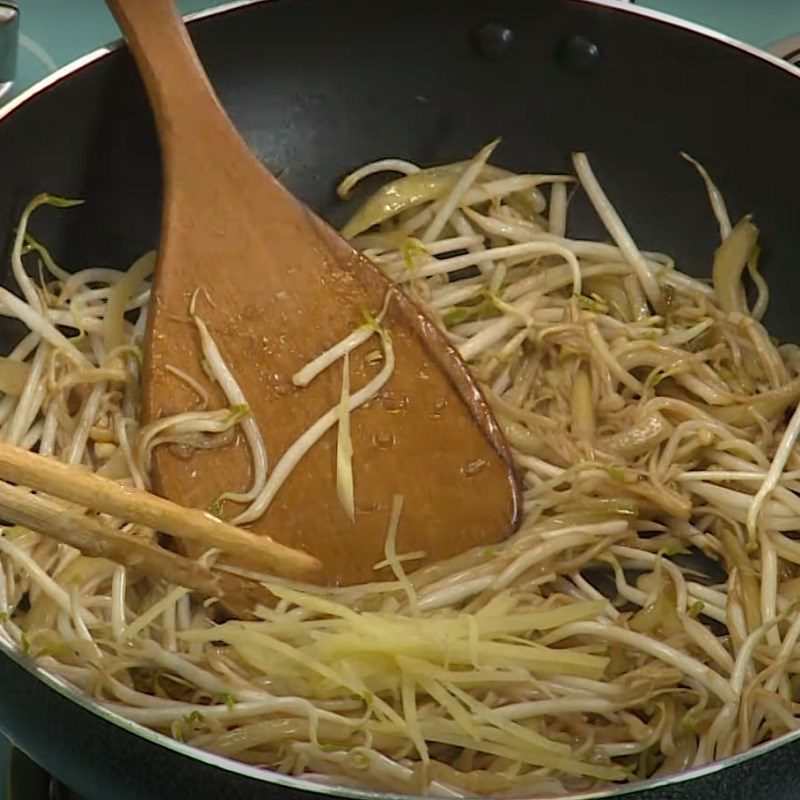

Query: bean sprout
left=0, top=147, right=797, bottom=796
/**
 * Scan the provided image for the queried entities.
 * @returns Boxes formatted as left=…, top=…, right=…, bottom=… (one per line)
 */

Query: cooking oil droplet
left=382, top=394, right=410, bottom=413
left=373, top=431, right=395, bottom=449
left=431, top=396, right=447, bottom=419
left=461, top=458, right=488, bottom=477
left=169, top=444, right=195, bottom=461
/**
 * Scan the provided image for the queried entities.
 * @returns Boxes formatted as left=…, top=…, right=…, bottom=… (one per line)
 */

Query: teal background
left=4, top=0, right=800, bottom=796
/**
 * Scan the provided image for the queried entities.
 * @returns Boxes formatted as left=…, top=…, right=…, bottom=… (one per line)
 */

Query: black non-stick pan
left=1, top=1, right=800, bottom=798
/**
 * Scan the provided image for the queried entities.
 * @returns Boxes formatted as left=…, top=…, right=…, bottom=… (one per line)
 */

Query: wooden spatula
left=106, top=0, right=520, bottom=586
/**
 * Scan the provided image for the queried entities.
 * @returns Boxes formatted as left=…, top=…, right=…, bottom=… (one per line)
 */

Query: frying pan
left=0, top=1, right=799, bottom=798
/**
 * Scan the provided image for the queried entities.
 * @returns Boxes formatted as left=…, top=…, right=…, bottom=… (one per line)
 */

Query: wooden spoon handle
left=0, top=479, right=272, bottom=617
left=0, top=441, right=320, bottom=577
left=105, top=0, right=248, bottom=176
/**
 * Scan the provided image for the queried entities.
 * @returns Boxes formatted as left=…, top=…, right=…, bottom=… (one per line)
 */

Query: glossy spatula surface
left=105, top=0, right=520, bottom=585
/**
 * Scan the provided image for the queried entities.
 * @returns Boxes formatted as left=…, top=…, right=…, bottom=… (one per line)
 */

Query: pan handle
left=0, top=2, right=18, bottom=101
left=769, top=33, right=800, bottom=66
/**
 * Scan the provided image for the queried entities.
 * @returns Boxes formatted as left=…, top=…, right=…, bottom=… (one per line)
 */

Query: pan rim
left=1, top=0, right=800, bottom=798
left=3, top=0, right=800, bottom=125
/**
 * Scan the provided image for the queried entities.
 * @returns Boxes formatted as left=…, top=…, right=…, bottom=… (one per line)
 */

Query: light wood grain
left=0, top=442, right=318, bottom=578
left=0, top=480, right=272, bottom=618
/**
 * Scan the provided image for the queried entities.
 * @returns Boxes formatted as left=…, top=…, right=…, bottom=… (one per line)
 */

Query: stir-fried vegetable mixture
left=0, top=144, right=798, bottom=797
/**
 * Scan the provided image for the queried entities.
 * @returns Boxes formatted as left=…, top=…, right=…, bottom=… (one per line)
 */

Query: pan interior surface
left=3, top=0, right=800, bottom=346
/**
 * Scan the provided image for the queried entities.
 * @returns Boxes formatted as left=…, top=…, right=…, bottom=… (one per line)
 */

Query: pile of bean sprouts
left=1, top=142, right=800, bottom=798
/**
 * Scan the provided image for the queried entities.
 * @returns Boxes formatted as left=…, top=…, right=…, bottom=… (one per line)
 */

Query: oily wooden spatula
left=106, top=0, right=520, bottom=586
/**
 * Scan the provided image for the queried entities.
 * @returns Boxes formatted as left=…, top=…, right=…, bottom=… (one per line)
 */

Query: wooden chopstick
left=0, top=442, right=319, bottom=578
left=0, top=479, right=272, bottom=618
